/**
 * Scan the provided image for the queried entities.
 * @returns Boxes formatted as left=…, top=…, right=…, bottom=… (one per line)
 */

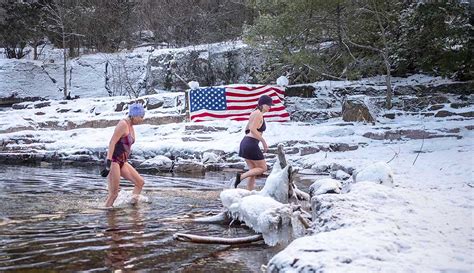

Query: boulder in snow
left=353, top=161, right=394, bottom=187
left=146, top=97, right=164, bottom=110
left=342, top=95, right=375, bottom=123
left=309, top=178, right=342, bottom=198
left=276, top=76, right=289, bottom=87
left=331, top=169, right=351, bottom=180
left=188, top=81, right=200, bottom=89
left=138, top=155, right=173, bottom=172
left=174, top=160, right=205, bottom=174
left=201, top=152, right=220, bottom=164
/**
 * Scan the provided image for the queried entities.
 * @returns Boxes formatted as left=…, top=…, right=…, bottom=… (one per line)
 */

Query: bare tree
left=342, top=0, right=399, bottom=109
left=43, top=1, right=83, bottom=99
left=104, top=54, right=147, bottom=99
left=136, top=0, right=254, bottom=46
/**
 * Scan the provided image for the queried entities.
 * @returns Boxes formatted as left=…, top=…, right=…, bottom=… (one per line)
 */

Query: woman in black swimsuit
left=235, top=95, right=274, bottom=190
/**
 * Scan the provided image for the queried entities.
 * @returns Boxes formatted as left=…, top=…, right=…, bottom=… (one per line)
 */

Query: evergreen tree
left=395, top=1, right=472, bottom=80
left=244, top=0, right=345, bottom=83
left=0, top=1, right=47, bottom=59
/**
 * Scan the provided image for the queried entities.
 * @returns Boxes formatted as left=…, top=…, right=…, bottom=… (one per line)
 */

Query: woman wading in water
left=101, top=103, right=145, bottom=207
left=235, top=95, right=274, bottom=190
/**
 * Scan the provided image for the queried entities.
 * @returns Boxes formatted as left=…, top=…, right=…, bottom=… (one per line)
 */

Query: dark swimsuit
left=239, top=120, right=266, bottom=160
left=112, top=122, right=135, bottom=168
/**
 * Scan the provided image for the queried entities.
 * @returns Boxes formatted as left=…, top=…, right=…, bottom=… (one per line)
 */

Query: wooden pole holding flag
left=184, top=89, right=190, bottom=122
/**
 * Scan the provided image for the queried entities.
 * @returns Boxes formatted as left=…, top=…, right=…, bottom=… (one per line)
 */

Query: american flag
left=188, top=85, right=290, bottom=122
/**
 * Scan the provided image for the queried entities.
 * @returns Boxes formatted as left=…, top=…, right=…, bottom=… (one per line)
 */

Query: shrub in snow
left=188, top=81, right=200, bottom=89
left=201, top=152, right=220, bottom=164
left=353, top=161, right=394, bottom=187
left=309, top=178, right=342, bottom=198
left=276, top=76, right=289, bottom=86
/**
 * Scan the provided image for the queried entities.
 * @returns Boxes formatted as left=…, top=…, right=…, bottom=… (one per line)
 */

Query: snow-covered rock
left=353, top=161, right=394, bottom=187
left=276, top=76, right=289, bottom=87
left=201, top=152, right=219, bottom=164
left=188, top=81, right=200, bottom=90
left=331, top=169, right=351, bottom=180
left=139, top=155, right=173, bottom=171
left=309, top=178, right=342, bottom=197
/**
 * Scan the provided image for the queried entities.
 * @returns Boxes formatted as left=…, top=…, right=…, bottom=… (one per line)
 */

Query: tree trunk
left=33, top=43, right=38, bottom=60
left=372, top=0, right=392, bottom=109
left=62, top=28, right=68, bottom=99
left=383, top=53, right=392, bottom=109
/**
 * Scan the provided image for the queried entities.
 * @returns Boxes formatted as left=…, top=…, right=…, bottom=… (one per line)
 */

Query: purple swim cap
left=128, top=103, right=145, bottom=117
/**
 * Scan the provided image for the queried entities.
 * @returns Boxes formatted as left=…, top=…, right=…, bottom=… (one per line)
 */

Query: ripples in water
left=0, top=165, right=279, bottom=272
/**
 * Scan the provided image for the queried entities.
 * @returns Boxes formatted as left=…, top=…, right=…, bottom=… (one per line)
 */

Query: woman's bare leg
left=105, top=162, right=121, bottom=207
left=241, top=159, right=267, bottom=190
left=120, top=163, right=145, bottom=203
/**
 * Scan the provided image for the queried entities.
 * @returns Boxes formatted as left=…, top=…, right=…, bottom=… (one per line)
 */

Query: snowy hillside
left=0, top=44, right=472, bottom=272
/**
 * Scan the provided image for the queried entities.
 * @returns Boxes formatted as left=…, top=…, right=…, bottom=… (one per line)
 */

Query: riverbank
left=0, top=76, right=473, bottom=271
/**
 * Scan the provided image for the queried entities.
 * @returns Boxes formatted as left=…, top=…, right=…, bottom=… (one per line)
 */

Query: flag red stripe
left=226, top=97, right=283, bottom=104
left=193, top=116, right=290, bottom=122
left=226, top=105, right=286, bottom=111
left=225, top=87, right=285, bottom=97
left=193, top=117, right=290, bottom=122
left=191, top=111, right=289, bottom=121
left=190, top=112, right=251, bottom=120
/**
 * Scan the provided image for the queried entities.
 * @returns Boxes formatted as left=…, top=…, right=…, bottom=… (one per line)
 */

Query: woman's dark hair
left=256, top=105, right=264, bottom=112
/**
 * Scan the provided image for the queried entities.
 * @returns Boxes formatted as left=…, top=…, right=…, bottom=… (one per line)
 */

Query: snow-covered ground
left=0, top=90, right=472, bottom=272
left=0, top=42, right=472, bottom=271
left=268, top=135, right=473, bottom=272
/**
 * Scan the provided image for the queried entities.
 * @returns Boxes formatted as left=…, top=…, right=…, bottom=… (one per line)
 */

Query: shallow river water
left=0, top=165, right=285, bottom=272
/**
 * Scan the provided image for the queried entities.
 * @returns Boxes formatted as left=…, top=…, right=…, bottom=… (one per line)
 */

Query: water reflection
left=0, top=164, right=280, bottom=272
left=104, top=208, right=144, bottom=270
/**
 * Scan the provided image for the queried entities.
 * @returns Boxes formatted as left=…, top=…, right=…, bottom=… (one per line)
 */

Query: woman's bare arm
left=248, top=111, right=268, bottom=151
left=106, top=120, right=127, bottom=160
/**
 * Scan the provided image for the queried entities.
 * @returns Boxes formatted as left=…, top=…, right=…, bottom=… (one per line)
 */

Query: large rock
left=353, top=161, right=394, bottom=187
left=285, top=85, right=315, bottom=97
left=147, top=43, right=266, bottom=91
left=174, top=160, right=205, bottom=174
left=138, top=155, right=173, bottom=173
left=342, top=96, right=375, bottom=123
left=398, top=95, right=450, bottom=111
left=309, top=178, right=342, bottom=198
left=421, top=81, right=474, bottom=95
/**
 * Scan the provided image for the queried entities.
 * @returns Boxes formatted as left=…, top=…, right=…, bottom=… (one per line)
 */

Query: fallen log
left=190, top=144, right=312, bottom=246
left=173, top=233, right=263, bottom=245
left=192, top=211, right=230, bottom=224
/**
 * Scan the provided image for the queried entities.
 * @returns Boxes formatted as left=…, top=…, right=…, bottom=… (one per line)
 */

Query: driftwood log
left=173, top=233, right=263, bottom=245
left=173, top=144, right=311, bottom=245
